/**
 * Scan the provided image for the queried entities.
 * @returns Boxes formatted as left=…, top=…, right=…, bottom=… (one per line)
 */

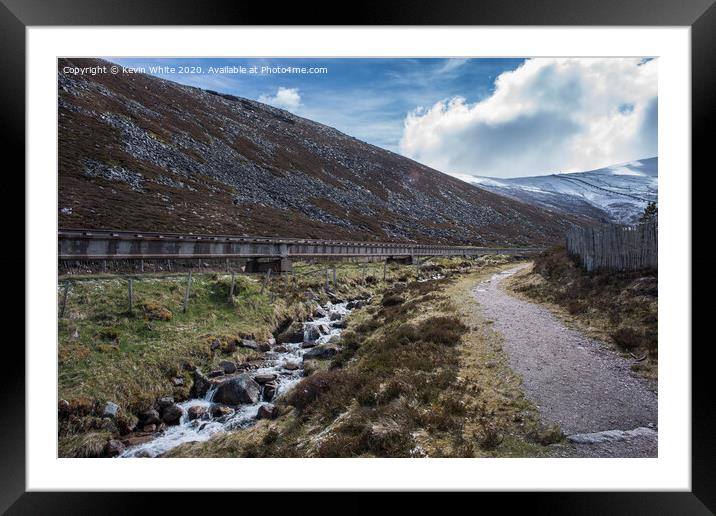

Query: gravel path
left=473, top=264, right=658, bottom=457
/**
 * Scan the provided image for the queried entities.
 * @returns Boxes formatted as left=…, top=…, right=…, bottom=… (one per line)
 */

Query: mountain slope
left=469, top=158, right=658, bottom=224
left=58, top=58, right=582, bottom=246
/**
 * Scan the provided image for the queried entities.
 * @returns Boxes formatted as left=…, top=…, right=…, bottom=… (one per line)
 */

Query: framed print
left=4, top=0, right=710, bottom=511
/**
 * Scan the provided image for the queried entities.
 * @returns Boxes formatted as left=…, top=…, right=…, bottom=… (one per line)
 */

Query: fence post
left=383, top=261, right=387, bottom=282
left=229, top=271, right=236, bottom=300
left=182, top=272, right=193, bottom=313
left=260, top=269, right=271, bottom=295
left=127, top=278, right=134, bottom=315
left=324, top=268, right=330, bottom=292
left=60, top=283, right=70, bottom=319
left=332, top=267, right=337, bottom=288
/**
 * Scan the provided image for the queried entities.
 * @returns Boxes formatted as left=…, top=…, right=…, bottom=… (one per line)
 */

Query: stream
left=121, top=300, right=356, bottom=458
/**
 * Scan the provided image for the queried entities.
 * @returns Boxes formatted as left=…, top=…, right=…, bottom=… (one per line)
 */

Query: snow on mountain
left=467, top=158, right=658, bottom=224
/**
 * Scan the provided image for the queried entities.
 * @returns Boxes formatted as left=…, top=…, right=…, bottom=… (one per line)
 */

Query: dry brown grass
left=168, top=259, right=553, bottom=458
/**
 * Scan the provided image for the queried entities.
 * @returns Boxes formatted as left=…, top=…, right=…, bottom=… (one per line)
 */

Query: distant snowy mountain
left=467, top=158, right=658, bottom=224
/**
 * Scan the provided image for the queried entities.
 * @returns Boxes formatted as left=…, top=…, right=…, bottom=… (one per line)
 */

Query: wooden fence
left=565, top=220, right=657, bottom=272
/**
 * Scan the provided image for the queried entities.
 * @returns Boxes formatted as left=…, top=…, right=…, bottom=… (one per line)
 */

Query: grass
left=166, top=256, right=556, bottom=458
left=56, top=260, right=412, bottom=456
left=504, top=246, right=658, bottom=379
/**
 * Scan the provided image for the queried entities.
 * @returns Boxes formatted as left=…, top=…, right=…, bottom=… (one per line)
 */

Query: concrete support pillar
left=245, top=258, right=293, bottom=273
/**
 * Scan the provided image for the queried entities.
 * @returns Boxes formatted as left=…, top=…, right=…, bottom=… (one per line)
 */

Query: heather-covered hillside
left=58, top=58, right=581, bottom=246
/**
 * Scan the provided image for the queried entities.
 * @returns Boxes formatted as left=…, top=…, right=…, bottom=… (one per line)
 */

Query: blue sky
left=110, top=57, right=657, bottom=178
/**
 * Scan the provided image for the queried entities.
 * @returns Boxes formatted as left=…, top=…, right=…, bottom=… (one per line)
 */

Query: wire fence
left=565, top=219, right=658, bottom=272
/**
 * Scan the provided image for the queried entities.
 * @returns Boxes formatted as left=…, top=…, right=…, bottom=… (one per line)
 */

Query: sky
left=111, top=57, right=657, bottom=179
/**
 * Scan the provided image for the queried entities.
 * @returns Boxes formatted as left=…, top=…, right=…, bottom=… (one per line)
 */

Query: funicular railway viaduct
left=58, top=229, right=543, bottom=273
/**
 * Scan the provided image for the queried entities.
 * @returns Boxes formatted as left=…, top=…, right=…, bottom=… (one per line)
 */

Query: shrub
left=381, top=294, right=405, bottom=307
left=416, top=316, right=467, bottom=346
left=611, top=326, right=646, bottom=351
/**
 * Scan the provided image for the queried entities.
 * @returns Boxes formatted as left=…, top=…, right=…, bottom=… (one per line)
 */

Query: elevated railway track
left=58, top=229, right=544, bottom=273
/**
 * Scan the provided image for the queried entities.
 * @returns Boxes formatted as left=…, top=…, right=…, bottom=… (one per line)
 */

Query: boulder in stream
left=263, top=382, right=278, bottom=401
left=304, top=325, right=320, bottom=343
left=212, top=373, right=261, bottom=404
left=190, top=370, right=211, bottom=398
left=254, top=373, right=277, bottom=384
left=162, top=403, right=183, bottom=425
left=138, top=409, right=161, bottom=426
left=210, top=404, right=234, bottom=418
left=187, top=405, right=208, bottom=421
left=239, top=339, right=258, bottom=350
left=257, top=404, right=280, bottom=420
left=219, top=361, right=237, bottom=374
left=276, top=321, right=305, bottom=344
left=104, top=439, right=125, bottom=457
left=303, top=344, right=340, bottom=360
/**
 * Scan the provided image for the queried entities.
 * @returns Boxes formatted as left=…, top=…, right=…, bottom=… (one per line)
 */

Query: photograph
left=56, top=56, right=660, bottom=460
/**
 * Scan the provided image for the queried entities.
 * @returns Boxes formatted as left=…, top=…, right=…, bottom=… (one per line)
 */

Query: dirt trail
left=473, top=264, right=658, bottom=457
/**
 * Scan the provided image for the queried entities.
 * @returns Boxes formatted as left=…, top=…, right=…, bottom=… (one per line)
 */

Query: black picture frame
left=4, top=0, right=708, bottom=512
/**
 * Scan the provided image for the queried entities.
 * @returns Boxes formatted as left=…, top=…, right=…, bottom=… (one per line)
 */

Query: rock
left=58, top=399, right=71, bottom=419
left=328, top=292, right=344, bottom=303
left=304, top=290, right=318, bottom=300
left=267, top=337, right=276, bottom=347
left=301, top=341, right=318, bottom=349
left=212, top=374, right=261, bottom=404
left=257, top=342, right=271, bottom=352
left=187, top=405, right=208, bottom=421
left=276, top=321, right=305, bottom=344
left=240, top=339, right=258, bottom=350
left=102, top=401, right=121, bottom=419
left=304, top=325, right=320, bottom=343
left=330, top=312, right=342, bottom=321
left=347, top=300, right=366, bottom=310
left=143, top=424, right=157, bottom=433
left=273, top=345, right=289, bottom=353
left=182, top=361, right=197, bottom=372
left=190, top=370, right=211, bottom=398
left=104, top=439, right=125, bottom=457
left=313, top=307, right=328, bottom=318
left=303, top=344, right=340, bottom=359
left=210, top=338, right=221, bottom=351
left=253, top=373, right=277, bottom=384
left=162, top=404, right=183, bottom=425
left=208, top=370, right=224, bottom=378
left=219, top=361, right=237, bottom=374
left=318, top=324, right=330, bottom=335
left=172, top=377, right=184, bottom=387
left=139, top=409, right=161, bottom=426
left=210, top=405, right=234, bottom=418
left=222, top=339, right=238, bottom=354
left=257, top=404, right=280, bottom=420
left=331, top=320, right=348, bottom=329
left=156, top=397, right=175, bottom=411
left=282, top=361, right=301, bottom=371
left=263, top=382, right=278, bottom=401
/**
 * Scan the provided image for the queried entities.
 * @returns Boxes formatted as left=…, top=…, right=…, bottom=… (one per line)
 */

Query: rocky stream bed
left=117, top=298, right=367, bottom=458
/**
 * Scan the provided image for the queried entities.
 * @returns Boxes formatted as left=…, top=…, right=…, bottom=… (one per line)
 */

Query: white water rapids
left=121, top=300, right=354, bottom=458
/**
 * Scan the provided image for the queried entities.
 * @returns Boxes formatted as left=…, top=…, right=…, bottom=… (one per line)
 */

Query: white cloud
left=399, top=58, right=657, bottom=178
left=258, top=86, right=302, bottom=111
